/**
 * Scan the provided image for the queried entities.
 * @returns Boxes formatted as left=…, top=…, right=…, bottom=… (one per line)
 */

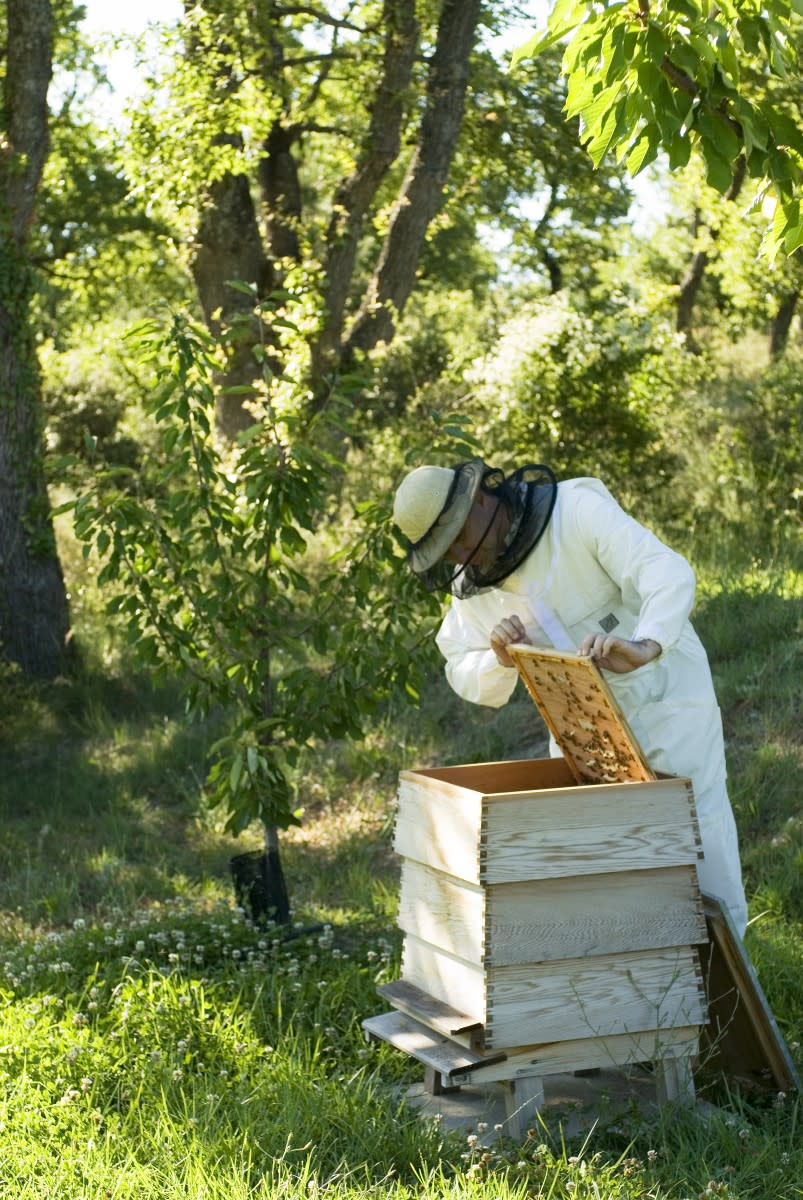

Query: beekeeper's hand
left=490, top=615, right=531, bottom=668
left=578, top=634, right=661, bottom=673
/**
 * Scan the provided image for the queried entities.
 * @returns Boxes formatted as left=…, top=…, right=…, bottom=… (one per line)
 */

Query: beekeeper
left=393, top=458, right=748, bottom=936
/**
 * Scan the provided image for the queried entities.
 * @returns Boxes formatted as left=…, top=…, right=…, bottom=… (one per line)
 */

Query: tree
left=126, top=0, right=485, bottom=433
left=69, top=310, right=474, bottom=920
left=514, top=0, right=803, bottom=260
left=0, top=0, right=71, bottom=678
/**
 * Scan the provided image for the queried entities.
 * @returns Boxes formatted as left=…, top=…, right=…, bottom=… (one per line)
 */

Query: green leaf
left=765, top=108, right=803, bottom=156
left=229, top=751, right=244, bottom=794
left=577, top=82, right=625, bottom=141
left=511, top=0, right=587, bottom=64
left=626, top=128, right=660, bottom=175
left=666, top=0, right=700, bottom=17
left=668, top=131, right=692, bottom=170
left=645, top=25, right=669, bottom=61
left=701, top=141, right=735, bottom=192
left=225, top=279, right=258, bottom=297
left=636, top=60, right=664, bottom=96
left=783, top=220, right=803, bottom=254
left=697, top=111, right=741, bottom=163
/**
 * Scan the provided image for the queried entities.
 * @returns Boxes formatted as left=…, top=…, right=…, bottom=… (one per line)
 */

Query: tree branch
left=310, top=0, right=420, bottom=376
left=342, top=0, right=483, bottom=358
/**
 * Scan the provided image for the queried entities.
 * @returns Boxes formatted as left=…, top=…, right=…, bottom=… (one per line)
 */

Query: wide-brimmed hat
left=392, top=459, right=487, bottom=573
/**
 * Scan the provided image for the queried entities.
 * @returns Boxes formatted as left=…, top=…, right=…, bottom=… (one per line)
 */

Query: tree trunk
left=185, top=1, right=275, bottom=437
left=676, top=156, right=746, bottom=344
left=769, top=288, right=800, bottom=359
left=311, top=0, right=419, bottom=379
left=342, top=0, right=483, bottom=357
left=0, top=0, right=72, bottom=678
left=191, top=168, right=275, bottom=437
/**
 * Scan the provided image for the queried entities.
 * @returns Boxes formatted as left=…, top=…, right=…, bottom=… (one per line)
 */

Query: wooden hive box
left=388, top=648, right=709, bottom=1059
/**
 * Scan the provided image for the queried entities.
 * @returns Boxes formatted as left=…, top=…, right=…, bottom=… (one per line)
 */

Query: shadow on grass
left=0, top=667, right=240, bottom=926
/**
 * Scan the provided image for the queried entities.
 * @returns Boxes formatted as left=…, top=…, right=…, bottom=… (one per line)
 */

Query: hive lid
left=507, top=644, right=655, bottom=786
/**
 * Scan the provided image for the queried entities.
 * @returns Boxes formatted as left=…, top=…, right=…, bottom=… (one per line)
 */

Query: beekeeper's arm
left=435, top=601, right=520, bottom=708
left=572, top=481, right=696, bottom=669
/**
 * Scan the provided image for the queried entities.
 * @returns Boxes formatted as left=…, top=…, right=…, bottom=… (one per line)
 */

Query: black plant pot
left=230, top=847, right=291, bottom=925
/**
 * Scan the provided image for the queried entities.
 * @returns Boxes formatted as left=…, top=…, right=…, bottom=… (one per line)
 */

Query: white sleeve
left=435, top=601, right=519, bottom=708
left=569, top=483, right=696, bottom=652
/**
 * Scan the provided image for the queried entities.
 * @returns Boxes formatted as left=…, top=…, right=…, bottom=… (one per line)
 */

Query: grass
left=0, top=554, right=801, bottom=1198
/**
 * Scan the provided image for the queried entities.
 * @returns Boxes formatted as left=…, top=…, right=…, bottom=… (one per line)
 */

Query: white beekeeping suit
left=436, top=477, right=748, bottom=936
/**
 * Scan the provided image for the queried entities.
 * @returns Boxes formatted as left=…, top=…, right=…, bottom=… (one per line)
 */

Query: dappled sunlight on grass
left=0, top=555, right=800, bottom=1196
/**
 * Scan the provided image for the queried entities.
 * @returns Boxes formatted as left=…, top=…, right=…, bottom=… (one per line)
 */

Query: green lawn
left=0, top=563, right=800, bottom=1198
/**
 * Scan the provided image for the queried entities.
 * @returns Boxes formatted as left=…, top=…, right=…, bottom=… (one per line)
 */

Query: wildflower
left=172, top=1069, right=184, bottom=1081
left=648, top=1149, right=658, bottom=1162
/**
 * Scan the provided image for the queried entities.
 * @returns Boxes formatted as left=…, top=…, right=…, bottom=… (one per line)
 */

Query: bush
left=463, top=292, right=700, bottom=519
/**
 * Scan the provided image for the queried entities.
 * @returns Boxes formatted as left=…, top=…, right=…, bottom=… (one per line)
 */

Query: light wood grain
left=484, top=945, right=706, bottom=1048
left=452, top=1026, right=701, bottom=1084
left=481, top=778, right=702, bottom=883
left=398, top=860, right=486, bottom=963
left=400, top=757, right=574, bottom=795
left=393, top=778, right=483, bottom=882
left=401, top=933, right=486, bottom=1023
left=362, top=1010, right=501, bottom=1077
left=376, top=978, right=482, bottom=1040
left=484, top=867, right=707, bottom=963
left=397, top=862, right=706, bottom=966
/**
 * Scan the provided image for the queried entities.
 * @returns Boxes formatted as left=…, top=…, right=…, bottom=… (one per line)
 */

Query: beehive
left=371, top=648, right=709, bottom=1097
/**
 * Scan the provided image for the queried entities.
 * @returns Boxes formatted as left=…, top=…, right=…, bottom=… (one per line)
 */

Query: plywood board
left=376, top=979, right=482, bottom=1043
left=507, top=645, right=655, bottom=785
left=484, top=946, right=707, bottom=1049
left=699, top=893, right=802, bottom=1094
left=362, top=1010, right=504, bottom=1078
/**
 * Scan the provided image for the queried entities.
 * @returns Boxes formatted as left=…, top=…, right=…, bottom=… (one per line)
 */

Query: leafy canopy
left=64, top=297, right=475, bottom=836
left=513, top=0, right=803, bottom=258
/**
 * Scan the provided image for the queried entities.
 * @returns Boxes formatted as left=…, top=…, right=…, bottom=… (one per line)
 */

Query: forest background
left=0, top=0, right=801, bottom=1197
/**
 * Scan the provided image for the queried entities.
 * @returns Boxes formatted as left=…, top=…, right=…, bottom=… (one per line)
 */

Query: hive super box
left=366, top=647, right=710, bottom=1108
